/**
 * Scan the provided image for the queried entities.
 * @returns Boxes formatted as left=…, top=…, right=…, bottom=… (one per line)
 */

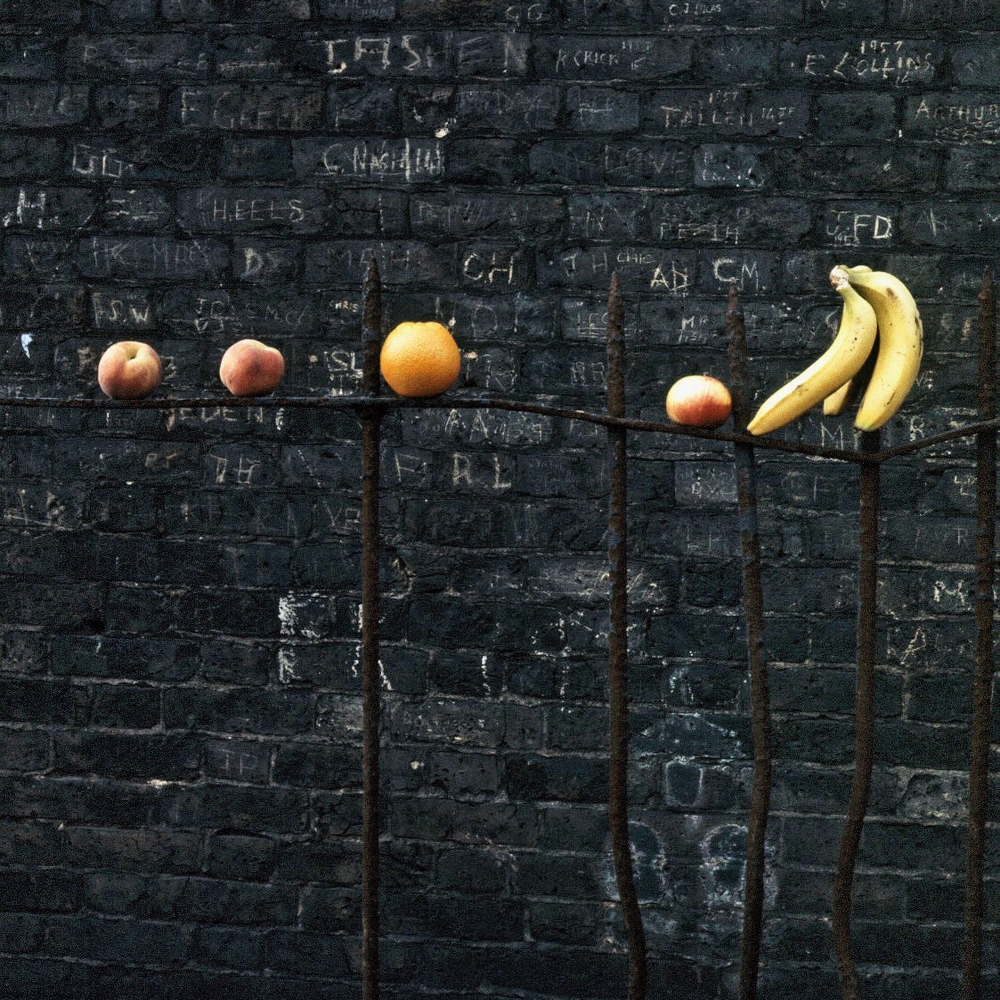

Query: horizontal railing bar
left=873, top=416, right=1000, bottom=460
left=0, top=392, right=991, bottom=464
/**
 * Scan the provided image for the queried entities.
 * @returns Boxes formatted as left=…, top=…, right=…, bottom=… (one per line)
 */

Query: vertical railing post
left=606, top=273, right=647, bottom=999
left=359, top=256, right=383, bottom=1000
left=962, top=266, right=997, bottom=1000
left=726, top=286, right=772, bottom=1000
left=832, top=429, right=881, bottom=1000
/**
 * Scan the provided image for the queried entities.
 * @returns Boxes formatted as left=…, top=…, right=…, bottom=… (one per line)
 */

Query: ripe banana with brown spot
left=839, top=264, right=923, bottom=431
left=746, top=266, right=877, bottom=436
left=823, top=326, right=879, bottom=416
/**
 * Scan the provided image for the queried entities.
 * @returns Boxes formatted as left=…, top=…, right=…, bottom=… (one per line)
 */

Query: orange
left=379, top=321, right=461, bottom=397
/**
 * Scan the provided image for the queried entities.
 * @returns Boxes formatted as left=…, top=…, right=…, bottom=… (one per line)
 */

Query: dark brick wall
left=0, top=2, right=995, bottom=998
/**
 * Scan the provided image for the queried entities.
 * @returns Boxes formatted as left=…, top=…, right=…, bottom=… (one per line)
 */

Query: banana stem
left=832, top=429, right=880, bottom=1000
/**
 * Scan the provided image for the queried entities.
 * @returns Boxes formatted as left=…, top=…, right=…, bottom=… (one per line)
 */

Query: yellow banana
left=746, top=266, right=877, bottom=436
left=823, top=328, right=879, bottom=416
left=823, top=379, right=854, bottom=416
left=841, top=265, right=923, bottom=431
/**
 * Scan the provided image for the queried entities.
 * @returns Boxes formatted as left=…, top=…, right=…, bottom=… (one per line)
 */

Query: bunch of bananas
left=747, top=264, right=923, bottom=435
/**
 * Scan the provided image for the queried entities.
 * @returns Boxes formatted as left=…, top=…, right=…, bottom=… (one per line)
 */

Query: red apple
left=97, top=341, right=162, bottom=400
left=666, top=374, right=732, bottom=429
left=219, top=339, right=285, bottom=396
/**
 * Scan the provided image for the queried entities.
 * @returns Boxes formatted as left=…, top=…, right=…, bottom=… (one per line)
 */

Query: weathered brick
left=696, top=35, right=777, bottom=82
left=529, top=138, right=689, bottom=187
left=694, top=143, right=771, bottom=190
left=804, top=0, right=883, bottom=24
left=87, top=0, right=158, bottom=25
left=384, top=888, right=523, bottom=940
left=482, top=940, right=629, bottom=995
left=272, top=741, right=361, bottom=788
left=651, top=0, right=800, bottom=25
left=164, top=686, right=313, bottom=735
left=219, top=136, right=292, bottom=179
left=293, top=137, right=445, bottom=184
left=195, top=925, right=264, bottom=970
left=43, top=913, right=192, bottom=966
left=0, top=0, right=81, bottom=20
left=0, top=728, right=49, bottom=772
left=537, top=34, right=692, bottom=80
left=528, top=898, right=613, bottom=946
left=0, top=868, right=82, bottom=913
left=781, top=37, right=940, bottom=87
left=144, top=874, right=298, bottom=925
left=64, top=826, right=202, bottom=874
left=66, top=34, right=211, bottom=81
left=779, top=143, right=942, bottom=194
left=389, top=795, right=540, bottom=846
left=320, top=0, right=395, bottom=18
left=274, top=838, right=361, bottom=886
left=0, top=914, right=46, bottom=955
left=565, top=85, right=640, bottom=133
left=53, top=733, right=201, bottom=782
left=891, top=0, right=993, bottom=28
left=504, top=752, right=608, bottom=803
left=648, top=86, right=808, bottom=139
left=263, top=929, right=350, bottom=976
left=206, top=832, right=276, bottom=881
left=177, top=85, right=323, bottom=132
left=153, top=783, right=309, bottom=834
left=304, top=239, right=456, bottom=289
left=0, top=85, right=89, bottom=126
left=178, top=186, right=326, bottom=234
left=92, top=967, right=273, bottom=1000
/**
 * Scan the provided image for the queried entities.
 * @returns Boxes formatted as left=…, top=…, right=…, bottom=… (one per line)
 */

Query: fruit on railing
left=747, top=266, right=878, bottom=436
left=665, top=374, right=732, bottom=429
left=380, top=321, right=461, bottom=398
left=219, top=339, right=285, bottom=396
left=748, top=264, right=923, bottom=435
left=836, top=264, right=923, bottom=431
left=97, top=341, right=162, bottom=400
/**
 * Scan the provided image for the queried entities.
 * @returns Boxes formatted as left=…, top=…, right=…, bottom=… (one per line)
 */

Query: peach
left=97, top=341, right=162, bottom=400
left=219, top=339, right=285, bottom=397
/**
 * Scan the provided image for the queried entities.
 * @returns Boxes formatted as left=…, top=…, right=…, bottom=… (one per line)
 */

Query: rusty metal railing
left=0, top=265, right=995, bottom=1000
left=963, top=269, right=997, bottom=1000
left=359, top=258, right=383, bottom=1000
left=726, top=287, right=772, bottom=1000
left=831, top=428, right=880, bottom=1000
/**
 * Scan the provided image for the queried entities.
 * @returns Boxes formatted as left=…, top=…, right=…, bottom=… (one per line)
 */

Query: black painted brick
left=53, top=732, right=202, bottom=782
left=43, top=913, right=192, bottom=966
left=383, top=889, right=523, bottom=940
left=263, top=928, right=351, bottom=976
left=164, top=686, right=314, bottom=735
left=194, top=925, right=264, bottom=970
left=272, top=741, right=361, bottom=788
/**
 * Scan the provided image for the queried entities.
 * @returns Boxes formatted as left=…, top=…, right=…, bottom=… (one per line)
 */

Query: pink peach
left=219, top=339, right=285, bottom=397
left=97, top=341, right=162, bottom=400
